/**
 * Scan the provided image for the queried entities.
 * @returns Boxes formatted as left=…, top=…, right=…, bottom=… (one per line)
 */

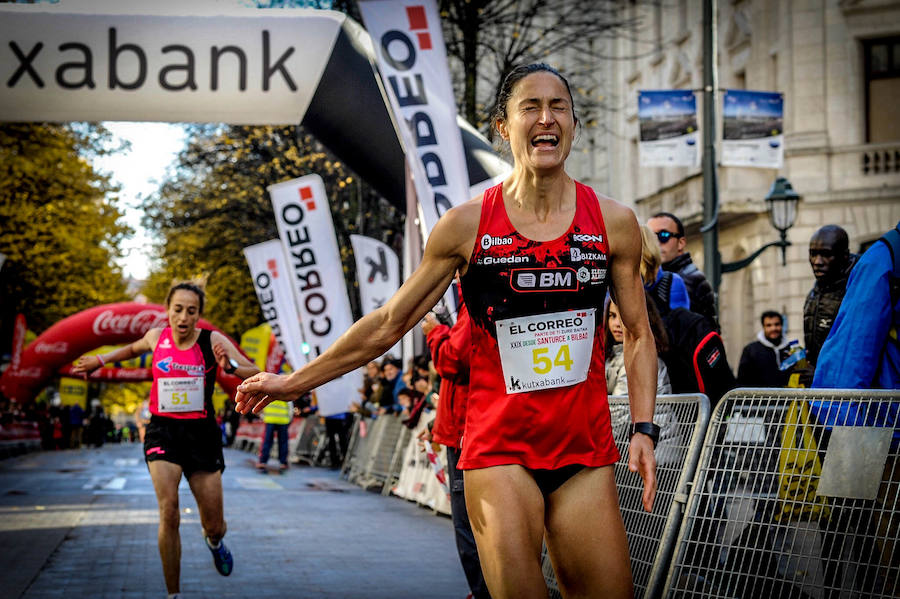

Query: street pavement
left=0, top=443, right=470, bottom=599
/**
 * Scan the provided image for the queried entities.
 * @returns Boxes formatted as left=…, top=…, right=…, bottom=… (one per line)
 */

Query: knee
left=158, top=501, right=180, bottom=530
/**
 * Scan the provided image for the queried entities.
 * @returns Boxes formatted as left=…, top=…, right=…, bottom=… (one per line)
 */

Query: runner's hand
left=235, top=372, right=294, bottom=414
left=72, top=355, right=101, bottom=377
left=628, top=434, right=657, bottom=512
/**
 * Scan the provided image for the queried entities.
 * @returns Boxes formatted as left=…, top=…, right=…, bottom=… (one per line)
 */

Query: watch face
left=228, top=358, right=240, bottom=370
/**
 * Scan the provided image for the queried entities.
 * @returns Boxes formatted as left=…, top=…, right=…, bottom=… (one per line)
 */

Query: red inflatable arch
left=0, top=303, right=245, bottom=403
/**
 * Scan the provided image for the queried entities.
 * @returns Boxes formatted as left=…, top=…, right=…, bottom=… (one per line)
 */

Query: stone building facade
left=562, top=0, right=900, bottom=371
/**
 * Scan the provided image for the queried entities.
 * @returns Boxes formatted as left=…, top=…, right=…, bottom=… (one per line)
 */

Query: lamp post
left=720, top=176, right=800, bottom=274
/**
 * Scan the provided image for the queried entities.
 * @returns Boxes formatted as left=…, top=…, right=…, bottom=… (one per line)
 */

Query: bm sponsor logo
left=510, top=268, right=579, bottom=293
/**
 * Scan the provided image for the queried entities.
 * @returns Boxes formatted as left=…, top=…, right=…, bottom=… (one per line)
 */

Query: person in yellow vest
left=257, top=400, right=292, bottom=473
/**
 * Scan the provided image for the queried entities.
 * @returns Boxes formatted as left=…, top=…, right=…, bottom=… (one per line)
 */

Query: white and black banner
left=269, top=174, right=356, bottom=416
left=0, top=1, right=507, bottom=215
left=242, top=240, right=307, bottom=374
left=358, top=0, right=471, bottom=236
left=350, top=234, right=402, bottom=359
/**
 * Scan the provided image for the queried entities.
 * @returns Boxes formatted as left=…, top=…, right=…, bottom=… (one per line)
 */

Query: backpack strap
left=654, top=271, right=674, bottom=315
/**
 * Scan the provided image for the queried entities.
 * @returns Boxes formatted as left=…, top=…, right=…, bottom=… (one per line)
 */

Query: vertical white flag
left=350, top=234, right=402, bottom=359
left=269, top=175, right=357, bottom=416
left=242, top=240, right=307, bottom=374
left=358, top=0, right=471, bottom=237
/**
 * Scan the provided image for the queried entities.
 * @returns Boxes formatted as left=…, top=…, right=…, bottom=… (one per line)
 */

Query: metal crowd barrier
left=389, top=412, right=451, bottom=515
left=664, top=388, right=900, bottom=599
left=290, top=417, right=325, bottom=466
left=541, top=394, right=711, bottom=599
left=347, top=415, right=407, bottom=491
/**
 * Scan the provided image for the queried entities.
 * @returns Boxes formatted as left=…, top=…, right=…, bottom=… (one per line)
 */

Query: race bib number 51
left=158, top=377, right=204, bottom=412
left=494, top=309, right=595, bottom=394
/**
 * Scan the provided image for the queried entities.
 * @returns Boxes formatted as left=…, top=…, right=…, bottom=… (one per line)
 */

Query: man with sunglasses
left=803, top=225, right=858, bottom=368
left=647, top=212, right=718, bottom=328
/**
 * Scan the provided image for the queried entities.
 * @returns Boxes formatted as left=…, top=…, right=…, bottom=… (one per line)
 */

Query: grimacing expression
left=496, top=71, right=575, bottom=171
left=762, top=316, right=783, bottom=343
left=647, top=216, right=686, bottom=263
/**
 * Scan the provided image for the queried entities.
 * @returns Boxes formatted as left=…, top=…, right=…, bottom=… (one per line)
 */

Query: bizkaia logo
left=569, top=247, right=607, bottom=262
left=510, top=268, right=579, bottom=293
left=481, top=234, right=514, bottom=250
left=92, top=309, right=167, bottom=336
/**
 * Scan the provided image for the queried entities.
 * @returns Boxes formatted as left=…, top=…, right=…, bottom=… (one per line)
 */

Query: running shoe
left=205, top=536, right=233, bottom=576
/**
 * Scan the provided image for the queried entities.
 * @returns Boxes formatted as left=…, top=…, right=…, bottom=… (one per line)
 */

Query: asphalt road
left=0, top=443, right=469, bottom=599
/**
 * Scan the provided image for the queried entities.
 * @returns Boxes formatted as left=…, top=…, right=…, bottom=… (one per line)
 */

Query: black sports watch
left=630, top=422, right=661, bottom=449
left=224, top=358, right=239, bottom=374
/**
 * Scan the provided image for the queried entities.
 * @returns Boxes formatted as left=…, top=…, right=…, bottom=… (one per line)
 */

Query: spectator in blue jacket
left=640, top=225, right=690, bottom=317
left=813, top=221, right=900, bottom=390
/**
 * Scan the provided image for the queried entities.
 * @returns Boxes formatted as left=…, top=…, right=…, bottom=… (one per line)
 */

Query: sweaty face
left=647, top=216, right=686, bottom=263
left=167, top=289, right=201, bottom=340
left=762, top=316, right=783, bottom=343
left=497, top=72, right=575, bottom=172
left=808, top=233, right=843, bottom=281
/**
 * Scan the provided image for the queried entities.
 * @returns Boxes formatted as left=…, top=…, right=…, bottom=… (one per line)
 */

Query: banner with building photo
left=638, top=90, right=699, bottom=167
left=243, top=240, right=307, bottom=376
left=269, top=175, right=357, bottom=416
left=721, top=90, right=784, bottom=168
left=358, top=0, right=471, bottom=237
left=350, top=234, right=401, bottom=358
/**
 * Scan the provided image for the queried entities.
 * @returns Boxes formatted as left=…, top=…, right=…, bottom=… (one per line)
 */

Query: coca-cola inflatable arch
left=0, top=303, right=244, bottom=403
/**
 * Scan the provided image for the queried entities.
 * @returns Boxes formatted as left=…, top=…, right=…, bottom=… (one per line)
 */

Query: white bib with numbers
left=157, top=376, right=205, bottom=413
left=494, top=308, right=596, bottom=394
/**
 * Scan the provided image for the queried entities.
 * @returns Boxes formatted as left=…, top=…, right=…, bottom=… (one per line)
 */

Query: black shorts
left=144, top=416, right=225, bottom=477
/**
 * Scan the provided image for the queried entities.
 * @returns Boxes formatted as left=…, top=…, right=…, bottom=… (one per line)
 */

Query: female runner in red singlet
left=236, top=65, right=658, bottom=599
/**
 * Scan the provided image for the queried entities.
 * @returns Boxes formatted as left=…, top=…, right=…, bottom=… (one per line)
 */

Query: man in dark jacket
left=803, top=225, right=858, bottom=367
left=737, top=311, right=792, bottom=387
left=648, top=212, right=718, bottom=327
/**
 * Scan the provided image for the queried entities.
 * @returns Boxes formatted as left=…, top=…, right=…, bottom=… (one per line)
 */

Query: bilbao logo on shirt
left=510, top=267, right=579, bottom=293
left=481, top=234, right=514, bottom=250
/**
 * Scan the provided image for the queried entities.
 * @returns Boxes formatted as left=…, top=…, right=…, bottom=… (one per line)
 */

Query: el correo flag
left=350, top=234, right=401, bottom=358
left=242, top=240, right=307, bottom=376
left=358, top=0, right=471, bottom=236
left=269, top=175, right=357, bottom=416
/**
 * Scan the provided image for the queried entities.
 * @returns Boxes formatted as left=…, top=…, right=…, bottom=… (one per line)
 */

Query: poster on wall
left=638, top=90, right=699, bottom=167
left=721, top=90, right=784, bottom=168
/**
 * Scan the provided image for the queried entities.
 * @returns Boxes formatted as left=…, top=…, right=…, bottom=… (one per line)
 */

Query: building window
left=864, top=36, right=900, bottom=143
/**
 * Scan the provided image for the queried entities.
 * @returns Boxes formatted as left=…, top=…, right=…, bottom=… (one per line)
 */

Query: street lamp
left=721, top=176, right=800, bottom=273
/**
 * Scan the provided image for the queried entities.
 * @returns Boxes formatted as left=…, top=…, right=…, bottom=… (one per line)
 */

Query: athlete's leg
left=464, top=465, right=546, bottom=599
left=148, top=460, right=184, bottom=594
left=544, top=466, right=633, bottom=599
left=187, top=470, right=227, bottom=543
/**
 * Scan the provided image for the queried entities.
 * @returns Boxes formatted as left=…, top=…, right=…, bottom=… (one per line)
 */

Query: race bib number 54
left=495, top=309, right=595, bottom=394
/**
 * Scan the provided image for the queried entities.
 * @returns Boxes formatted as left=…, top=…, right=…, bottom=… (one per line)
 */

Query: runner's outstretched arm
left=605, top=200, right=658, bottom=512
left=235, top=202, right=479, bottom=414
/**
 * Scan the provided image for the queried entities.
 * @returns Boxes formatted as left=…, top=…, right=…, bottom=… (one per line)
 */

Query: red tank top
left=458, top=182, right=619, bottom=470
